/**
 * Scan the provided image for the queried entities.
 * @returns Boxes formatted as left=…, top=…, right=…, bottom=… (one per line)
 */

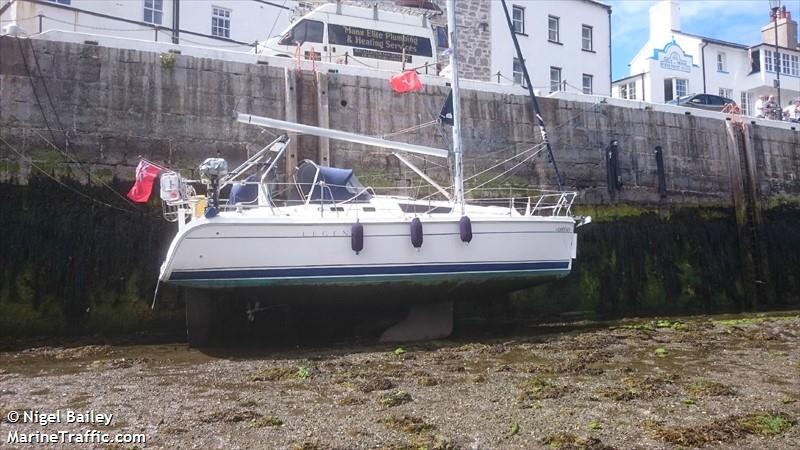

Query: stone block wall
left=1, top=36, right=799, bottom=207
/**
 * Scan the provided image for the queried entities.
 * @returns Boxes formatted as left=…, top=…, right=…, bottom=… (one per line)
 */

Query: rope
left=30, top=129, right=140, bottom=210
left=17, top=36, right=138, bottom=210
left=25, top=37, right=68, bottom=147
left=0, top=136, right=137, bottom=214
left=15, top=37, right=59, bottom=147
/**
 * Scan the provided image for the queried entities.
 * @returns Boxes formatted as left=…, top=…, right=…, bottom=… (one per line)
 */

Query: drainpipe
left=607, top=7, right=612, bottom=95
left=641, top=72, right=645, bottom=102
left=701, top=41, right=708, bottom=94
left=172, top=0, right=180, bottom=44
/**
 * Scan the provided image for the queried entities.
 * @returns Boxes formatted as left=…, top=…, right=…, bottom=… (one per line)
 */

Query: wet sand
left=1, top=312, right=798, bottom=449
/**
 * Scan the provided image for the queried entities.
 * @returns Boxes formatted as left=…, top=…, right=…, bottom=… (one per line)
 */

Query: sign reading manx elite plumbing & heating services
left=328, top=24, right=432, bottom=62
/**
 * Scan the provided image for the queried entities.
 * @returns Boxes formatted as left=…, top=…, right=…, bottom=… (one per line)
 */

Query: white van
left=256, top=3, right=443, bottom=73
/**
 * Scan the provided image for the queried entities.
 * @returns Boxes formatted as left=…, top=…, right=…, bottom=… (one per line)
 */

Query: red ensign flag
left=389, top=71, right=423, bottom=93
left=127, top=160, right=161, bottom=203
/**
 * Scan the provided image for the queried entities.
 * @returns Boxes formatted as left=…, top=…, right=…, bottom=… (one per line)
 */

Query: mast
left=445, top=0, right=465, bottom=214
left=500, top=0, right=564, bottom=191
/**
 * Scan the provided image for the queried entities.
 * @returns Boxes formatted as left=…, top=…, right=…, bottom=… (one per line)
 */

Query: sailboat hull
left=160, top=212, right=576, bottom=297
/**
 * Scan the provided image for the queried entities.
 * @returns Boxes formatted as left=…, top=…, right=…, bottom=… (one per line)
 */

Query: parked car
left=667, top=93, right=735, bottom=111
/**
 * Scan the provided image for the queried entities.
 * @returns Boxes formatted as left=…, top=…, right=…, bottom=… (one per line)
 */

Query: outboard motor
left=199, top=158, right=228, bottom=217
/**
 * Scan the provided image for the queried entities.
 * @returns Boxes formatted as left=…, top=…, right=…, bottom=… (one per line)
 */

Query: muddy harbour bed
left=1, top=312, right=799, bottom=449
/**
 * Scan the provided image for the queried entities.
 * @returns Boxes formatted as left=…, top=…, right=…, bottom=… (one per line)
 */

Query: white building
left=612, top=0, right=800, bottom=115
left=0, top=0, right=295, bottom=52
left=491, top=0, right=611, bottom=95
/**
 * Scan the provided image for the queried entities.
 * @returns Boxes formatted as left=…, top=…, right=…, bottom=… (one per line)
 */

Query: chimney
left=761, top=6, right=798, bottom=49
left=649, top=1, right=681, bottom=42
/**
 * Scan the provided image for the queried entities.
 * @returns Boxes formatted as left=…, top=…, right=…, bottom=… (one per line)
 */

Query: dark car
left=667, top=93, right=736, bottom=111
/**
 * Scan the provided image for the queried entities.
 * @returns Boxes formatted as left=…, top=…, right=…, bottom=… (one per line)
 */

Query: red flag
left=127, top=160, right=161, bottom=203
left=389, top=71, right=423, bottom=93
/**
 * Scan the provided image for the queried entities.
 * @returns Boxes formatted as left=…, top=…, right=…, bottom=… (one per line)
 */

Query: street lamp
left=769, top=0, right=781, bottom=109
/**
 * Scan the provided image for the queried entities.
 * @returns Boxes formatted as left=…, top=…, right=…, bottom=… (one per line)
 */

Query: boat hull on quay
left=160, top=204, right=577, bottom=298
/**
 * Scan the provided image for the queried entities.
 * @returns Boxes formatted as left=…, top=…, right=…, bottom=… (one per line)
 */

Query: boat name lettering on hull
left=301, top=230, right=349, bottom=237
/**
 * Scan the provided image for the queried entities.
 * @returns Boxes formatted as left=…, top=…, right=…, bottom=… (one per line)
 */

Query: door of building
left=664, top=79, right=674, bottom=102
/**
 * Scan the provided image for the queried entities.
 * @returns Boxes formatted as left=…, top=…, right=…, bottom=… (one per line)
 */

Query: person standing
left=764, top=95, right=779, bottom=120
left=784, top=99, right=800, bottom=123
left=754, top=95, right=766, bottom=118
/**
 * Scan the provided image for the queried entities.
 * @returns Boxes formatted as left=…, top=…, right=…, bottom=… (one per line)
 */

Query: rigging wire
left=464, top=142, right=546, bottom=184
left=465, top=147, right=546, bottom=194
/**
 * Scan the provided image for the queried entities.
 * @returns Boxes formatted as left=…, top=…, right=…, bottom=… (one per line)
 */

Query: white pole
left=445, top=0, right=465, bottom=214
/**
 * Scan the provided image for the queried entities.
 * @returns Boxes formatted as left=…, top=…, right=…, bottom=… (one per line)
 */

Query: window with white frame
left=618, top=83, right=636, bottom=100
left=550, top=67, right=562, bottom=92
left=513, top=58, right=524, bottom=85
left=582, top=74, right=593, bottom=94
left=675, top=78, right=688, bottom=97
left=765, top=50, right=774, bottom=72
left=717, top=52, right=727, bottom=72
left=582, top=25, right=593, bottom=51
left=548, top=16, right=559, bottom=43
left=718, top=88, right=733, bottom=100
left=791, top=55, right=799, bottom=77
left=512, top=5, right=525, bottom=34
left=212, top=6, right=231, bottom=38
left=144, top=0, right=163, bottom=25
left=740, top=92, right=751, bottom=116
left=781, top=53, right=790, bottom=75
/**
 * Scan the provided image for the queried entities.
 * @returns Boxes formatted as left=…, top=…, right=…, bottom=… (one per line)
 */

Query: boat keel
left=379, top=301, right=454, bottom=342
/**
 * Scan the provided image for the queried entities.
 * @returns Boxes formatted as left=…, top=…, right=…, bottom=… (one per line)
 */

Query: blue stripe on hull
left=168, top=261, right=571, bottom=286
left=170, top=270, right=570, bottom=289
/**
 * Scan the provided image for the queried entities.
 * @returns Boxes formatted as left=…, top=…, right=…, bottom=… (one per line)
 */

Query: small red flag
left=389, top=71, right=423, bottom=93
left=127, top=160, right=161, bottom=203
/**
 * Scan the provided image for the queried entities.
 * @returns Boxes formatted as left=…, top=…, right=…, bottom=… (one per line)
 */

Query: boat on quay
left=149, top=0, right=590, bottom=345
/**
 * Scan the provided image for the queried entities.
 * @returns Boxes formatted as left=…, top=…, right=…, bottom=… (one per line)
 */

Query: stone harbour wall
left=2, top=37, right=798, bottom=207
left=1, top=36, right=799, bottom=338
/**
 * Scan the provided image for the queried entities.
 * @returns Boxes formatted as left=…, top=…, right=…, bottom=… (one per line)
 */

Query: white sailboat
left=156, top=0, right=590, bottom=344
